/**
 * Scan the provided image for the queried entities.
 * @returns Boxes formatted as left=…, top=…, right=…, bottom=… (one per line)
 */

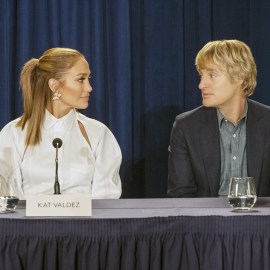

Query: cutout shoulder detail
left=78, top=121, right=91, bottom=147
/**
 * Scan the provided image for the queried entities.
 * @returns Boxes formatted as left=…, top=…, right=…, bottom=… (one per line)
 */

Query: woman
left=0, top=48, right=122, bottom=199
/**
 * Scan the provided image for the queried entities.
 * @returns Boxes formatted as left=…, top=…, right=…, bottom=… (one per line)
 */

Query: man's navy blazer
left=168, top=99, right=270, bottom=197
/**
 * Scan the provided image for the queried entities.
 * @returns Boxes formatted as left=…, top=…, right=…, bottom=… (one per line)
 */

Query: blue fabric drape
left=1, top=0, right=270, bottom=198
left=1, top=216, right=270, bottom=269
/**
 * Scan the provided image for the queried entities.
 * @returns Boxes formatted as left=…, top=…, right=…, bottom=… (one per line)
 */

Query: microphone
left=52, top=138, right=62, bottom=195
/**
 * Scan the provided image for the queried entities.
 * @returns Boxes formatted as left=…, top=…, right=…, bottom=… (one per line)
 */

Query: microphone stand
left=54, top=143, right=61, bottom=194
left=52, top=138, right=62, bottom=194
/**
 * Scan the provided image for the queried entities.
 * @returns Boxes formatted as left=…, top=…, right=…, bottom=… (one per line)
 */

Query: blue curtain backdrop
left=1, top=0, right=270, bottom=198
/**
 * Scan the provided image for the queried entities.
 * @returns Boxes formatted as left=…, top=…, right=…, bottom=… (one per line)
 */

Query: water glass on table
left=228, top=177, right=257, bottom=211
left=0, top=179, right=19, bottom=213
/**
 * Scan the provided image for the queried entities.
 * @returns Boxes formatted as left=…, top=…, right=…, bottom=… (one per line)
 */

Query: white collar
left=43, top=109, right=77, bottom=131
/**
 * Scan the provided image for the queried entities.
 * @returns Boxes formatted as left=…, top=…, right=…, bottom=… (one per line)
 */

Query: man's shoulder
left=175, top=105, right=215, bottom=122
left=248, top=99, right=270, bottom=110
left=248, top=99, right=270, bottom=117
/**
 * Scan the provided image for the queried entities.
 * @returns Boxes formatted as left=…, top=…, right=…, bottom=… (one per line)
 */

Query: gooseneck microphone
left=52, top=138, right=63, bottom=194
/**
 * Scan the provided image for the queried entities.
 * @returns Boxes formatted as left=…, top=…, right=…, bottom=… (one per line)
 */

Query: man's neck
left=218, top=98, right=247, bottom=126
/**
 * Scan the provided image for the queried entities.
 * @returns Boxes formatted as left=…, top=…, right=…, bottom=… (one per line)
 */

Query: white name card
left=26, top=194, right=92, bottom=217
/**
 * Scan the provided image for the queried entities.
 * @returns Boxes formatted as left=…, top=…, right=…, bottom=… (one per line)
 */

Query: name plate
left=26, top=194, right=92, bottom=216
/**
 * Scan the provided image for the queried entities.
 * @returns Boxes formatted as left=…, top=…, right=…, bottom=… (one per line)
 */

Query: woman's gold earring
left=52, top=91, right=62, bottom=101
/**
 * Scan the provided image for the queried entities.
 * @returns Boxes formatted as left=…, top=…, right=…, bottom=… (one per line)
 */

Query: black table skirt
left=1, top=215, right=270, bottom=270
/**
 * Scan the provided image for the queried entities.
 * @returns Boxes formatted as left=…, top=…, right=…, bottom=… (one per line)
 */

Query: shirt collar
left=216, top=101, right=248, bottom=128
left=43, top=109, right=77, bottom=131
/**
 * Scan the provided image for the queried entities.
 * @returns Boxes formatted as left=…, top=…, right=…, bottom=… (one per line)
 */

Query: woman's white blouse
left=0, top=109, right=122, bottom=199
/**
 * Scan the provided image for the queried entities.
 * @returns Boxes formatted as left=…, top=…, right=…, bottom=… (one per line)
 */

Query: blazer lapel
left=246, top=103, right=265, bottom=188
left=197, top=109, right=221, bottom=195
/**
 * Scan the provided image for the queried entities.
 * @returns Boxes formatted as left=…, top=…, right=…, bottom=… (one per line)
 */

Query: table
left=1, top=197, right=270, bottom=270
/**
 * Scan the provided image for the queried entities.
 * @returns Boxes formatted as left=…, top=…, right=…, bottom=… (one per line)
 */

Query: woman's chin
left=77, top=103, right=89, bottom=110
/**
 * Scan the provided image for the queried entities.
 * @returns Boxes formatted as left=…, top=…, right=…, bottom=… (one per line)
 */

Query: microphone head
left=52, top=138, right=62, bottom=148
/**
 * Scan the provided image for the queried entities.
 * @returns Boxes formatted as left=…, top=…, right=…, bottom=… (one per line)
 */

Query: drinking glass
left=0, top=179, right=19, bottom=213
left=228, top=177, right=257, bottom=211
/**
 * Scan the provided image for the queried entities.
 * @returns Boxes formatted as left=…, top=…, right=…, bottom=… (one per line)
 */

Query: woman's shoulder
left=0, top=118, right=25, bottom=150
left=76, top=112, right=108, bottom=131
left=76, top=112, right=117, bottom=142
left=0, top=118, right=22, bottom=134
left=76, top=112, right=120, bottom=150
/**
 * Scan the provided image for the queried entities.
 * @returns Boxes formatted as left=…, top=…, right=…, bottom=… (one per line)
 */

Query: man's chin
left=202, top=100, right=210, bottom=107
left=202, top=101, right=215, bottom=108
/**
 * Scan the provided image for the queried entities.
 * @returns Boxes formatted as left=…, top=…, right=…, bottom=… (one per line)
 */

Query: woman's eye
left=78, top=77, right=85, bottom=82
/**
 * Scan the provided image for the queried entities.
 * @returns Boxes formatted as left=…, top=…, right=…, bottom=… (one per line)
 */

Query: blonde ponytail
left=17, top=48, right=83, bottom=147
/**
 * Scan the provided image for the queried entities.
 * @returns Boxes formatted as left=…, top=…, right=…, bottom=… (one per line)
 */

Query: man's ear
left=48, top=78, right=60, bottom=92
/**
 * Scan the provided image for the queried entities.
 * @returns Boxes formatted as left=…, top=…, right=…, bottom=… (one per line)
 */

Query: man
left=167, top=39, right=270, bottom=197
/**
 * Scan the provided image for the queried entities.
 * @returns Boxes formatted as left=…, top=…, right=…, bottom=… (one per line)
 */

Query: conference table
left=1, top=197, right=270, bottom=270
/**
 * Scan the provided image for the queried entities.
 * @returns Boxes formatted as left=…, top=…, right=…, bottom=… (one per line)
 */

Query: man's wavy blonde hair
left=195, top=40, right=257, bottom=97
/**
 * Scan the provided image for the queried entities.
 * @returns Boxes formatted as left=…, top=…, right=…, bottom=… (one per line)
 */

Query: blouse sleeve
left=0, top=124, right=24, bottom=199
left=91, top=127, right=122, bottom=199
